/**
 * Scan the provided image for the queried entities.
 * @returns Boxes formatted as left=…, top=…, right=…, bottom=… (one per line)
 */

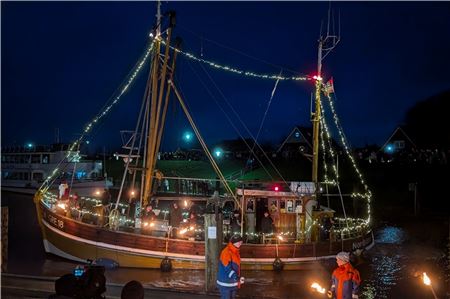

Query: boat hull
left=36, top=200, right=374, bottom=270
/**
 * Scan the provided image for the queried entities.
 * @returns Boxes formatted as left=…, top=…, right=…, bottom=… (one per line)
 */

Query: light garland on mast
left=38, top=40, right=155, bottom=193
left=322, top=86, right=372, bottom=225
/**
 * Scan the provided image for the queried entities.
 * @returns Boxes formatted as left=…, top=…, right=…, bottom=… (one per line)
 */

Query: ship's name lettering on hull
left=44, top=211, right=64, bottom=230
left=352, top=235, right=372, bottom=250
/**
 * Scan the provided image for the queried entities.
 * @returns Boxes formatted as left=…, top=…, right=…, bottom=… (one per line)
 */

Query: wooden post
left=205, top=207, right=223, bottom=293
left=1, top=207, right=8, bottom=272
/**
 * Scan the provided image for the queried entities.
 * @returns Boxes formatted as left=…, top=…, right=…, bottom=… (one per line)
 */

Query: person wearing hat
left=216, top=234, right=245, bottom=299
left=327, top=251, right=361, bottom=299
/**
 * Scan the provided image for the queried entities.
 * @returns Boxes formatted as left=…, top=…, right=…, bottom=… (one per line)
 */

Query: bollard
left=160, top=256, right=172, bottom=272
left=272, top=257, right=284, bottom=271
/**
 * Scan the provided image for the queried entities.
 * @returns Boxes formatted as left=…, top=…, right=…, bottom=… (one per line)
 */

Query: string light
left=37, top=40, right=155, bottom=193
left=161, top=40, right=312, bottom=82
left=315, top=84, right=372, bottom=234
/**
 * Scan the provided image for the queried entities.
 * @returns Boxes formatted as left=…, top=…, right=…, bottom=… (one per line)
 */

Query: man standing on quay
left=216, top=234, right=245, bottom=299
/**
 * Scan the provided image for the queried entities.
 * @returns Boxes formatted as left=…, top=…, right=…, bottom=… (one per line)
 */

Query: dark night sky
left=2, top=1, right=450, bottom=152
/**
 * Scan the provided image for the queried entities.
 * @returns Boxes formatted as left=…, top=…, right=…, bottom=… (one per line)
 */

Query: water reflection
left=361, top=226, right=406, bottom=299
left=4, top=192, right=447, bottom=299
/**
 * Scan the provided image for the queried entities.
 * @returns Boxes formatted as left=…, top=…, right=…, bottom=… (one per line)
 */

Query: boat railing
left=40, top=190, right=369, bottom=244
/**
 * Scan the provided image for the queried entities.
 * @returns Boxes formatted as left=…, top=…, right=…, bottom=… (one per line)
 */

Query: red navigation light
left=274, top=186, right=279, bottom=192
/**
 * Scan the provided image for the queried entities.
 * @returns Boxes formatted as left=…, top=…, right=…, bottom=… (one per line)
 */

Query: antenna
left=319, top=3, right=341, bottom=63
left=156, top=0, right=162, bottom=36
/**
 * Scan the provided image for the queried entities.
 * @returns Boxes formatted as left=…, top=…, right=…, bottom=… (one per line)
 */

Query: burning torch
left=422, top=272, right=438, bottom=299
left=311, top=282, right=333, bottom=298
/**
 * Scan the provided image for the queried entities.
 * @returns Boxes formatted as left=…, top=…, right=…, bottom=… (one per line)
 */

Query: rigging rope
left=248, top=70, right=282, bottom=169
left=178, top=25, right=304, bottom=76
left=185, top=57, right=275, bottom=181
left=169, top=80, right=241, bottom=209
left=38, top=39, right=155, bottom=193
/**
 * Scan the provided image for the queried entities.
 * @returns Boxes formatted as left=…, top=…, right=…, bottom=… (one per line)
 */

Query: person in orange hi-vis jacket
left=328, top=251, right=361, bottom=299
left=216, top=234, right=245, bottom=299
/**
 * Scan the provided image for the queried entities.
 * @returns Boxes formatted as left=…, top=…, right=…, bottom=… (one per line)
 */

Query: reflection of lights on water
left=361, top=226, right=406, bottom=299
left=375, top=226, right=405, bottom=244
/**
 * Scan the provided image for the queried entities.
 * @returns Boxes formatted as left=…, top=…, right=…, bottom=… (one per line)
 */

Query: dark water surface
left=2, top=191, right=448, bottom=298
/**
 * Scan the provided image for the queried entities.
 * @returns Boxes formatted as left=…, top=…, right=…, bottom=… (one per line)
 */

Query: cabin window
left=286, top=200, right=294, bottom=212
left=280, top=200, right=286, bottom=211
left=246, top=199, right=255, bottom=212
left=269, top=199, right=278, bottom=214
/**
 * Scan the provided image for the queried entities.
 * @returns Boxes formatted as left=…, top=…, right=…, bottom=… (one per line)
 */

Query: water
left=2, top=191, right=448, bottom=298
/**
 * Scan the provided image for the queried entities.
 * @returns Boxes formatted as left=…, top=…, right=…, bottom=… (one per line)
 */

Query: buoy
left=272, top=257, right=284, bottom=271
left=160, top=256, right=172, bottom=272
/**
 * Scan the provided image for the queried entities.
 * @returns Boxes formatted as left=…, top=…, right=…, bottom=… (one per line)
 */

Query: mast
left=312, top=6, right=340, bottom=202
left=311, top=40, right=322, bottom=187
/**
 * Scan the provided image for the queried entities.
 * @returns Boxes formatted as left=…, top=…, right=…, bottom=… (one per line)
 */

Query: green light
left=214, top=148, right=222, bottom=158
left=184, top=132, right=192, bottom=142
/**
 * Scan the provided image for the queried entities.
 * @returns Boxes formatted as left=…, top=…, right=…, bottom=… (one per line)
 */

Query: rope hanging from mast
left=169, top=80, right=241, bottom=210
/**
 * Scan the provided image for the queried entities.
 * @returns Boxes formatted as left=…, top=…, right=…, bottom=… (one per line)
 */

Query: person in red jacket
left=328, top=251, right=361, bottom=299
left=216, top=234, right=245, bottom=299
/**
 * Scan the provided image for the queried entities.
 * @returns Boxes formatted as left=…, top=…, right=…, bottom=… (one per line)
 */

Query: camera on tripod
left=72, top=259, right=107, bottom=299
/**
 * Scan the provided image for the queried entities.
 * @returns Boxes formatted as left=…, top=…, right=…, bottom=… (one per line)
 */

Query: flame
left=423, top=272, right=431, bottom=286
left=311, top=282, right=326, bottom=294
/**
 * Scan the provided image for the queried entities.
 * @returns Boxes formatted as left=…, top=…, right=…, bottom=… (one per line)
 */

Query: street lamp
left=214, top=148, right=223, bottom=158
left=183, top=132, right=192, bottom=142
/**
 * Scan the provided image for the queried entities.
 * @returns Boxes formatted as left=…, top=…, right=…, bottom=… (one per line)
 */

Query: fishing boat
left=34, top=6, right=374, bottom=271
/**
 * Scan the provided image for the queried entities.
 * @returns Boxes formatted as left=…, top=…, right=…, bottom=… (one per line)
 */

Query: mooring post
left=204, top=198, right=223, bottom=293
